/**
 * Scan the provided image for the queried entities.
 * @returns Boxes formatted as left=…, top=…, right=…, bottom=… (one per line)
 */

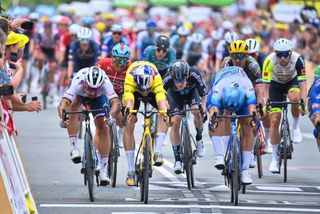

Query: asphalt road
left=14, top=104, right=320, bottom=214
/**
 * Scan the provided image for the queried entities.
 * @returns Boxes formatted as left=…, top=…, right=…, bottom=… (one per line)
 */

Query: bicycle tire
left=143, top=135, right=151, bottom=204
left=182, top=125, right=193, bottom=190
left=283, top=121, right=289, bottom=183
left=232, top=136, right=239, bottom=206
left=85, top=132, right=95, bottom=202
left=254, top=137, right=263, bottom=178
left=110, top=123, right=118, bottom=188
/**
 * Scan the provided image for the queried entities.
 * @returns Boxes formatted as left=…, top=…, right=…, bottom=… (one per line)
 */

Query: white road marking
left=256, top=186, right=303, bottom=192
left=39, top=204, right=320, bottom=212
left=302, top=133, right=314, bottom=139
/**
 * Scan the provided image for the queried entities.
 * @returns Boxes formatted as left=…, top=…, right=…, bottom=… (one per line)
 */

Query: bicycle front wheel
left=109, top=123, right=118, bottom=188
left=143, top=136, right=151, bottom=204
left=254, top=137, right=263, bottom=178
left=232, top=136, right=239, bottom=206
left=85, top=132, right=95, bottom=202
left=282, top=121, right=290, bottom=183
left=182, top=126, right=193, bottom=190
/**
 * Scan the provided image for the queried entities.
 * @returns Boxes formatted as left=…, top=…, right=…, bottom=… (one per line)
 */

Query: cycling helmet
left=211, top=29, right=223, bottom=40
left=314, top=65, right=320, bottom=78
left=96, top=22, right=105, bottom=32
left=29, top=12, right=39, bottom=21
left=273, top=38, right=293, bottom=52
left=146, top=20, right=157, bottom=28
left=169, top=60, right=190, bottom=82
left=246, top=38, right=260, bottom=53
left=222, top=20, right=234, bottom=30
left=59, top=16, right=72, bottom=25
left=85, top=66, right=105, bottom=88
left=112, top=43, right=131, bottom=58
left=82, top=16, right=94, bottom=25
left=69, top=23, right=81, bottom=35
left=224, top=31, right=238, bottom=44
left=241, top=26, right=253, bottom=35
left=177, top=26, right=190, bottom=36
left=77, top=27, right=92, bottom=40
left=229, top=40, right=248, bottom=54
left=133, top=64, right=155, bottom=92
left=222, top=84, right=245, bottom=112
left=111, top=24, right=123, bottom=32
left=156, top=35, right=170, bottom=50
left=191, top=33, right=204, bottom=43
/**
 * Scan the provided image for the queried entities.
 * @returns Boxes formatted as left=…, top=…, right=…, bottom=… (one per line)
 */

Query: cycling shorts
left=81, top=94, right=109, bottom=119
left=167, top=89, right=201, bottom=116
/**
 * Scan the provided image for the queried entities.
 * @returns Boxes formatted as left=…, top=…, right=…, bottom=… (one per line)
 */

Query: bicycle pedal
left=80, top=168, right=86, bottom=174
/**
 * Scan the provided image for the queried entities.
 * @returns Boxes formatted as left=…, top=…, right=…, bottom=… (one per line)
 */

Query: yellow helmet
left=229, top=40, right=248, bottom=54
left=95, top=22, right=106, bottom=32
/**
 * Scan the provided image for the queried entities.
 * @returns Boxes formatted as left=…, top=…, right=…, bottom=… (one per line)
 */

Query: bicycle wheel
left=109, top=123, right=118, bottom=188
left=85, top=132, right=95, bottom=202
left=182, top=126, right=193, bottom=190
left=143, top=136, right=151, bottom=204
left=232, top=136, right=239, bottom=206
left=282, top=122, right=289, bottom=183
left=254, top=137, right=263, bottom=178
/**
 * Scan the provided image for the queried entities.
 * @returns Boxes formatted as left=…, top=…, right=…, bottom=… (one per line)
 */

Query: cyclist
left=67, top=27, right=100, bottom=81
left=122, top=61, right=168, bottom=186
left=215, top=31, right=238, bottom=72
left=162, top=60, right=208, bottom=174
left=136, top=20, right=159, bottom=60
left=170, top=26, right=190, bottom=59
left=262, top=38, right=307, bottom=173
left=58, top=66, right=120, bottom=186
left=101, top=24, right=129, bottom=58
left=207, top=66, right=258, bottom=184
left=143, top=35, right=176, bottom=77
left=308, top=65, right=320, bottom=152
left=96, top=43, right=131, bottom=147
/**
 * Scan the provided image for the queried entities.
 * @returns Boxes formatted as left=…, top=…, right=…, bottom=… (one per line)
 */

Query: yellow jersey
left=122, top=61, right=166, bottom=105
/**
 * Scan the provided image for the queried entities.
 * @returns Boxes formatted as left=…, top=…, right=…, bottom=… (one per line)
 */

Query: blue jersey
left=68, top=39, right=100, bottom=73
left=206, top=66, right=256, bottom=114
left=143, top=46, right=176, bottom=77
left=308, top=76, right=320, bottom=117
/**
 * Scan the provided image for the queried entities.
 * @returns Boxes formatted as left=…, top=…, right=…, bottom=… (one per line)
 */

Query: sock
left=172, top=145, right=181, bottom=162
left=196, top=127, right=203, bottom=141
left=293, top=117, right=299, bottom=130
left=155, top=132, right=166, bottom=153
left=49, top=83, right=56, bottom=96
left=95, top=150, right=101, bottom=168
left=221, top=135, right=230, bottom=155
left=272, top=144, right=279, bottom=161
left=211, top=136, right=222, bottom=156
left=100, top=155, right=109, bottom=172
left=265, top=128, right=270, bottom=141
left=126, top=150, right=135, bottom=172
left=69, top=135, right=78, bottom=149
left=118, top=127, right=123, bottom=147
left=242, top=151, right=251, bottom=170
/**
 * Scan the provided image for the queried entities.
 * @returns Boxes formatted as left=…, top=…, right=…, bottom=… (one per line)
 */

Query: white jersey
left=63, top=67, right=118, bottom=103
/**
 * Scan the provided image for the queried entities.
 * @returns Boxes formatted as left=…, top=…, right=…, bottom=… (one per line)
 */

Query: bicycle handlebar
left=62, top=106, right=109, bottom=122
left=122, top=108, right=170, bottom=126
left=266, top=99, right=305, bottom=113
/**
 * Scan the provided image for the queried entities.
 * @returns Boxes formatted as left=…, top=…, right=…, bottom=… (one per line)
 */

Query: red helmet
left=59, top=16, right=72, bottom=25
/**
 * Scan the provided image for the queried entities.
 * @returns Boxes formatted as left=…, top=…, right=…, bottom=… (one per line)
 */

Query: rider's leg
left=154, top=114, right=168, bottom=166
left=288, top=88, right=302, bottom=142
left=124, top=114, right=136, bottom=185
left=269, top=111, right=282, bottom=172
left=191, top=104, right=205, bottom=157
left=170, top=115, right=182, bottom=160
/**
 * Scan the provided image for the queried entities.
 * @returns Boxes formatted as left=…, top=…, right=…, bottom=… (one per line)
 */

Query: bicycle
left=62, top=106, right=108, bottom=202
left=211, top=111, right=258, bottom=206
left=107, top=116, right=120, bottom=188
left=266, top=94, right=305, bottom=183
left=122, top=97, right=169, bottom=204
left=172, top=103, right=206, bottom=190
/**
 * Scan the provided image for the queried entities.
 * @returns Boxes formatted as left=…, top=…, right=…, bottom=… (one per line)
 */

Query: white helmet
left=177, top=26, right=190, bottom=36
left=241, top=26, right=253, bottom=35
left=224, top=31, right=238, bottom=44
left=222, top=20, right=234, bottom=30
left=111, top=24, right=123, bottom=32
left=273, top=38, right=293, bottom=52
left=191, top=33, right=204, bottom=43
left=85, top=66, right=105, bottom=88
left=211, top=29, right=223, bottom=40
left=246, top=38, right=260, bottom=53
left=69, top=23, right=81, bottom=35
left=77, top=27, right=92, bottom=40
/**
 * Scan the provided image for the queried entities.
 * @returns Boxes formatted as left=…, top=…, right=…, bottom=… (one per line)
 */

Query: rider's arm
left=122, top=73, right=136, bottom=110
left=261, top=55, right=273, bottom=105
left=190, top=67, right=209, bottom=110
left=102, top=76, right=120, bottom=117
left=296, top=56, right=307, bottom=103
left=67, top=41, right=76, bottom=79
left=58, top=98, right=71, bottom=119
left=142, top=46, right=152, bottom=61
left=152, top=74, right=167, bottom=111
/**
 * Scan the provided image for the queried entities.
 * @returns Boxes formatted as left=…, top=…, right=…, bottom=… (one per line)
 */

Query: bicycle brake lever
left=62, top=109, right=67, bottom=121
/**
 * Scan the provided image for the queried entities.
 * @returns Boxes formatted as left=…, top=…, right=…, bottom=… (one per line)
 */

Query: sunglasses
left=113, top=57, right=128, bottom=66
left=156, top=48, right=167, bottom=53
left=173, top=77, right=187, bottom=84
left=276, top=51, right=291, bottom=58
left=113, top=32, right=122, bottom=35
left=79, top=38, right=90, bottom=43
left=230, top=53, right=246, bottom=60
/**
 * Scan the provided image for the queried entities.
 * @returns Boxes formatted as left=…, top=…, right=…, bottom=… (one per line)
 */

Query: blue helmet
left=82, top=16, right=94, bottom=25
left=222, top=84, right=245, bottom=112
left=146, top=20, right=157, bottom=28
left=112, top=43, right=131, bottom=58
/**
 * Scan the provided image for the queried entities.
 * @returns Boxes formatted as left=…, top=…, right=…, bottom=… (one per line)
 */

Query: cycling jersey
left=222, top=56, right=262, bottom=86
left=216, top=40, right=230, bottom=60
left=262, top=51, right=306, bottom=84
left=255, top=52, right=267, bottom=70
left=170, top=35, right=188, bottom=59
left=35, top=32, right=59, bottom=60
left=96, top=57, right=130, bottom=95
left=163, top=67, right=208, bottom=97
left=101, top=35, right=130, bottom=57
left=308, top=76, right=320, bottom=118
left=206, top=66, right=256, bottom=114
left=62, top=67, right=118, bottom=104
left=60, top=32, right=73, bottom=68
left=136, top=31, right=160, bottom=60
left=122, top=61, right=166, bottom=105
left=68, top=39, right=100, bottom=74
left=143, top=46, right=176, bottom=77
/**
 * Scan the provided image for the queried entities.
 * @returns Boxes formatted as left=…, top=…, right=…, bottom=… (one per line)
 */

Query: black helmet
left=156, top=35, right=170, bottom=51
left=169, top=60, right=189, bottom=82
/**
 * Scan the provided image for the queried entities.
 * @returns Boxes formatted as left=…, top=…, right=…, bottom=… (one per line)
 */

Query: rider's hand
left=59, top=118, right=68, bottom=128
left=26, top=100, right=42, bottom=112
left=300, top=99, right=307, bottom=116
left=164, top=114, right=173, bottom=127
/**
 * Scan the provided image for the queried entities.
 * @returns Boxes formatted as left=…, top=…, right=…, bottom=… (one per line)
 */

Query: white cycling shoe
left=99, top=171, right=110, bottom=186
left=70, top=148, right=81, bottom=164
left=292, top=128, right=302, bottom=143
left=241, top=169, right=253, bottom=184
left=214, top=155, right=224, bottom=170
left=173, top=161, right=183, bottom=174
left=249, top=154, right=257, bottom=168
left=269, top=160, right=280, bottom=173
left=197, top=140, right=205, bottom=157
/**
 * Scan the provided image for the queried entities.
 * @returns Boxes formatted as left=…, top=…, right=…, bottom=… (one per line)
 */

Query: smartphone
left=31, top=96, right=38, bottom=101
left=9, top=52, right=18, bottom=69
left=21, top=94, right=27, bottom=103
left=21, top=21, right=34, bottom=31
left=0, top=85, right=14, bottom=96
